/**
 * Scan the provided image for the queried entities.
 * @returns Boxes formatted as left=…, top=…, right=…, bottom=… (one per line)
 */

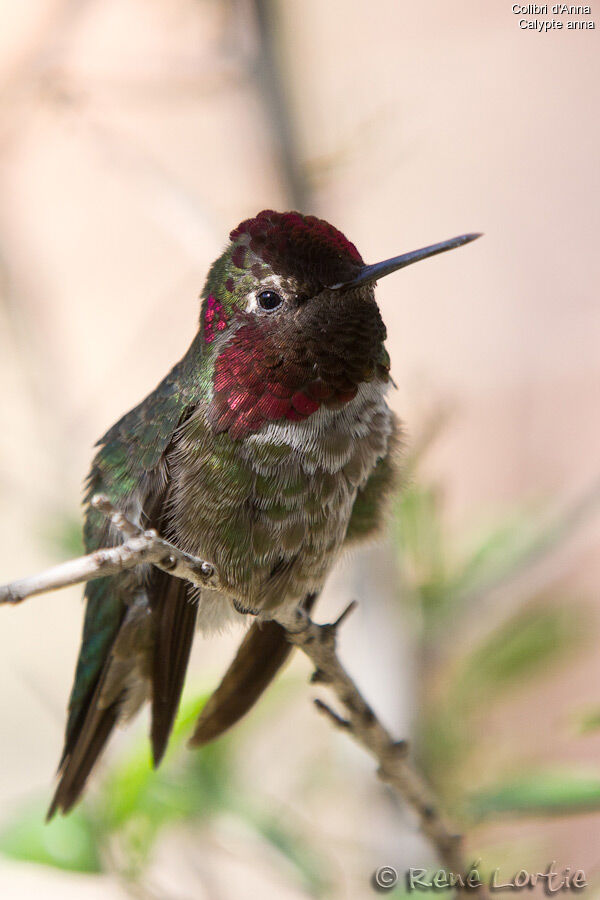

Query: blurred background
left=0, top=1, right=599, bottom=897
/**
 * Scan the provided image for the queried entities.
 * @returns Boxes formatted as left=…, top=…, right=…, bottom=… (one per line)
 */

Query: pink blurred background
left=0, top=1, right=599, bottom=897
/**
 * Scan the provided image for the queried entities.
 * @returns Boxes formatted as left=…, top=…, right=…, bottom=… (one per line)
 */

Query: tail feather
left=189, top=592, right=318, bottom=747
left=151, top=573, right=198, bottom=766
left=47, top=683, right=120, bottom=819
left=50, top=573, right=198, bottom=816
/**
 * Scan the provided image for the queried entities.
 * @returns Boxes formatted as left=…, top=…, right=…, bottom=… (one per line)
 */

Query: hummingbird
left=48, top=210, right=480, bottom=817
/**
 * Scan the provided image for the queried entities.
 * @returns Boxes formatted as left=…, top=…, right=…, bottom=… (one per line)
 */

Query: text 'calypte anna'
left=48, top=210, right=480, bottom=817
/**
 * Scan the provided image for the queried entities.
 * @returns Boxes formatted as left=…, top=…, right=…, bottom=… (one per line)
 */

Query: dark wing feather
left=49, top=338, right=206, bottom=817
left=189, top=592, right=317, bottom=747
left=48, top=575, right=126, bottom=818
left=47, top=676, right=120, bottom=819
left=48, top=566, right=197, bottom=817
left=150, top=572, right=198, bottom=765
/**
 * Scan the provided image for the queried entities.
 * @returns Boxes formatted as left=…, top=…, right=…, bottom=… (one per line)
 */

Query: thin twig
left=0, top=494, right=218, bottom=604
left=313, top=697, right=352, bottom=730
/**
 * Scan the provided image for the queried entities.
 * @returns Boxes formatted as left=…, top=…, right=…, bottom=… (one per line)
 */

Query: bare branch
left=276, top=605, right=469, bottom=876
left=313, top=697, right=352, bottom=731
left=0, top=494, right=219, bottom=605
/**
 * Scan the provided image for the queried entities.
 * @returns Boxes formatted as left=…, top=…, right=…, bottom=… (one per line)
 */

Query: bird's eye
left=257, top=289, right=283, bottom=311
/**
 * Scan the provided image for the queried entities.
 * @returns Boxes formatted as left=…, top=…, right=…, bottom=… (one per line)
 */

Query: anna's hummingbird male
left=49, top=210, right=479, bottom=817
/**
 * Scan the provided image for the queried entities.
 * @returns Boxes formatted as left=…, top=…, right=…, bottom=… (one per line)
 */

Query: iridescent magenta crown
left=230, top=209, right=363, bottom=288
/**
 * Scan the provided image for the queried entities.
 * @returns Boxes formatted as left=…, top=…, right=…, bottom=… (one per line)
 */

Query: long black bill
left=331, top=232, right=482, bottom=290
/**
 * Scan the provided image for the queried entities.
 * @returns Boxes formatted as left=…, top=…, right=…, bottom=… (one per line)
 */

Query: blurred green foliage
left=576, top=707, right=600, bottom=734
left=394, top=483, right=550, bottom=634
left=41, top=510, right=85, bottom=559
left=469, top=770, right=600, bottom=819
left=392, top=435, right=600, bottom=848
left=0, top=804, right=101, bottom=873
left=0, top=690, right=331, bottom=895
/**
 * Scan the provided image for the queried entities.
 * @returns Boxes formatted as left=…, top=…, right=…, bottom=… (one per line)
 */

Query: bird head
left=200, top=210, right=480, bottom=440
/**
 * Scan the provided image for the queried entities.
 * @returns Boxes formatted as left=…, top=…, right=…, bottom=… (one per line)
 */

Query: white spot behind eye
left=246, top=275, right=287, bottom=313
